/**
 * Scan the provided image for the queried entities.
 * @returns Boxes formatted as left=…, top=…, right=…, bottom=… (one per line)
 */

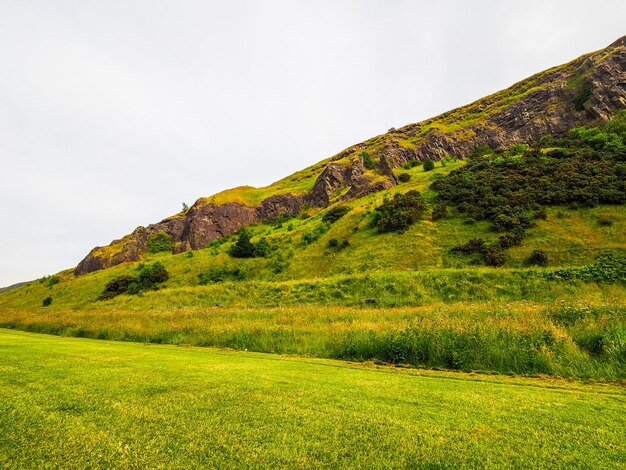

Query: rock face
left=74, top=37, right=626, bottom=275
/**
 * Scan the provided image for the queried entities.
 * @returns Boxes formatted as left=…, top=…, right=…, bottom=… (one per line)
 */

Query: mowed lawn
left=0, top=330, right=624, bottom=469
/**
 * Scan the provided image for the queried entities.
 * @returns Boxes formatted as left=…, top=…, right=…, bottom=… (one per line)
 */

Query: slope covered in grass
left=1, top=329, right=625, bottom=468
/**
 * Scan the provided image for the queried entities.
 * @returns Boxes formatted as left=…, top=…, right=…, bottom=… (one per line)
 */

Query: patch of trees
left=432, top=112, right=626, bottom=265
left=229, top=229, right=271, bottom=258
left=373, top=190, right=426, bottom=233
left=99, top=262, right=169, bottom=300
left=433, top=111, right=626, bottom=266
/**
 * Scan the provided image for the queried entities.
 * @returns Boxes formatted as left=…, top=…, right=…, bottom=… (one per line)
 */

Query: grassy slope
left=2, top=160, right=625, bottom=311
left=1, top=329, right=624, bottom=469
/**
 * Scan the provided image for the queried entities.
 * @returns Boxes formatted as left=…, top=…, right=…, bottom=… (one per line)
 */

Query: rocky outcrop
left=257, top=194, right=304, bottom=221
left=74, top=37, right=626, bottom=275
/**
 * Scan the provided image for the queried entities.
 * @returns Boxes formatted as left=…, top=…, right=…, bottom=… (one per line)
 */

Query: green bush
left=198, top=264, right=249, bottom=284
left=147, top=231, right=173, bottom=253
left=402, top=159, right=419, bottom=170
left=46, top=275, right=60, bottom=288
left=451, top=238, right=486, bottom=255
left=230, top=229, right=271, bottom=258
left=253, top=238, right=272, bottom=257
left=498, top=233, right=522, bottom=249
left=372, top=190, right=426, bottom=233
left=322, top=205, right=350, bottom=224
left=360, top=151, right=376, bottom=170
left=573, top=81, right=592, bottom=111
left=301, top=223, right=330, bottom=246
left=397, top=173, right=411, bottom=183
left=42, top=296, right=52, bottom=307
left=99, top=263, right=169, bottom=300
left=547, top=254, right=626, bottom=284
left=422, top=158, right=435, bottom=172
left=431, top=203, right=448, bottom=221
left=528, top=250, right=548, bottom=267
left=484, top=248, right=505, bottom=267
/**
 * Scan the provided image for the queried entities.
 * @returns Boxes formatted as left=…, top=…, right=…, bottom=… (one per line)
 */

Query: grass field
left=1, top=329, right=625, bottom=468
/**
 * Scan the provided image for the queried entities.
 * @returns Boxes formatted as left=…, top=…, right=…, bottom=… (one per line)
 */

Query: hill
left=73, top=36, right=626, bottom=274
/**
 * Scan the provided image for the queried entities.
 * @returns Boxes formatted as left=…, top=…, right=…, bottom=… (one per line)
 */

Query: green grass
left=1, top=329, right=624, bottom=468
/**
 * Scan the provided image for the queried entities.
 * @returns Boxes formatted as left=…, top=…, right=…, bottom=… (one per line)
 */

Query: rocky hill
left=75, top=36, right=626, bottom=275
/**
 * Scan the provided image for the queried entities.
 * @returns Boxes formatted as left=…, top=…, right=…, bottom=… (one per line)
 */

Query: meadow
left=1, top=329, right=624, bottom=468
left=2, top=293, right=625, bottom=380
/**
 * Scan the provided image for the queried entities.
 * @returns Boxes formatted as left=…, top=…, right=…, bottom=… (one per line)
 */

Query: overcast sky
left=1, top=1, right=625, bottom=286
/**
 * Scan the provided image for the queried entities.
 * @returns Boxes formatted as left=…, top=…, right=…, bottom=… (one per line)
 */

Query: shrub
left=270, top=252, right=291, bottom=274
left=100, top=275, right=136, bottom=300
left=451, top=238, right=486, bottom=255
left=422, top=158, right=435, bottom=172
left=229, top=229, right=271, bottom=258
left=198, top=264, right=249, bottom=284
left=98, top=263, right=169, bottom=300
left=484, top=248, right=505, bottom=267
left=547, top=254, right=626, bottom=284
left=301, top=223, right=330, bottom=246
left=147, top=231, right=173, bottom=253
left=431, top=203, right=448, bottom=221
left=328, top=238, right=339, bottom=248
left=498, top=233, right=522, bottom=249
left=528, top=250, right=548, bottom=267
left=360, top=151, right=376, bottom=170
left=573, top=81, right=592, bottom=111
left=46, top=275, right=60, bottom=288
left=42, top=296, right=52, bottom=307
left=252, top=238, right=272, bottom=257
left=397, top=173, right=411, bottom=183
left=322, top=205, right=350, bottom=224
left=137, top=261, right=169, bottom=286
left=403, top=159, right=419, bottom=170
left=372, top=190, right=426, bottom=233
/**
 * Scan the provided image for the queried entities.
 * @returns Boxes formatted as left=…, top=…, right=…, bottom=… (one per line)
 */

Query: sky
left=1, top=0, right=625, bottom=287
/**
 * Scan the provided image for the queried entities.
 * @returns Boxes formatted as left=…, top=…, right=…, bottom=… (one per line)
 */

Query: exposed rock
left=257, top=194, right=304, bottom=221
left=74, top=37, right=626, bottom=275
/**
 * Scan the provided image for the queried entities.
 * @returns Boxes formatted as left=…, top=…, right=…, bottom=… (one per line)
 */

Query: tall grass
left=2, top=302, right=624, bottom=380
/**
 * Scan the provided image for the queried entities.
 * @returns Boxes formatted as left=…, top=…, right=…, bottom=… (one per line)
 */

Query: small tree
left=42, top=296, right=52, bottom=307
left=230, top=229, right=255, bottom=258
